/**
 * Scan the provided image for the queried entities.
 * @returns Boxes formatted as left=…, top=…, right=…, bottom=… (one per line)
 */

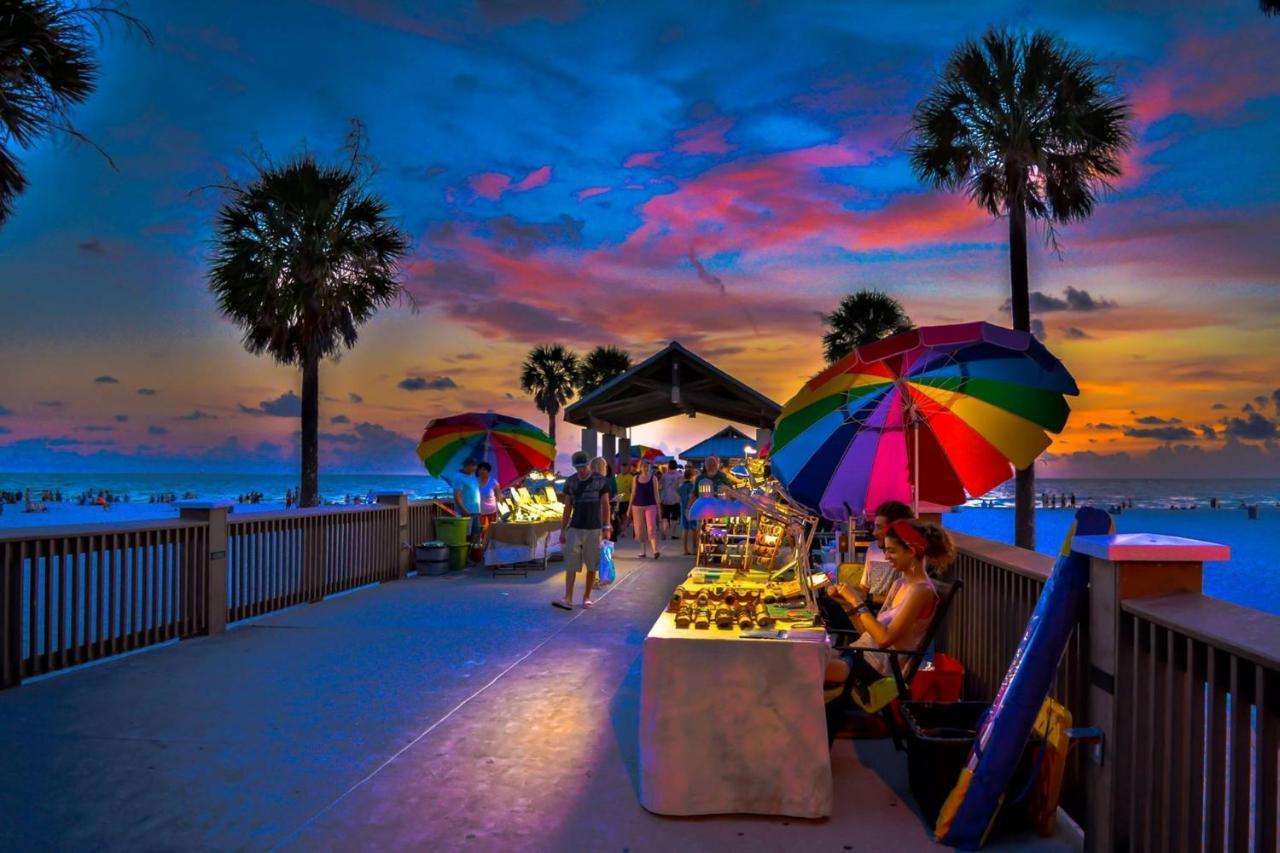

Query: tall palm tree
left=578, top=345, right=632, bottom=394
left=822, top=289, right=912, bottom=363
left=910, top=28, right=1132, bottom=549
left=520, top=344, right=580, bottom=447
left=0, top=0, right=150, bottom=226
left=208, top=152, right=410, bottom=507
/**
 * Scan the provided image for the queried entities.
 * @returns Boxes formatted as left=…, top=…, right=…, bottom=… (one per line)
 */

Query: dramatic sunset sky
left=1, top=0, right=1278, bottom=478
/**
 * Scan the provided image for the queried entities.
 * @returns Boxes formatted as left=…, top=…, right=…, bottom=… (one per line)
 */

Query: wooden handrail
left=0, top=517, right=206, bottom=541
left=1123, top=591, right=1280, bottom=670
left=949, top=529, right=1055, bottom=581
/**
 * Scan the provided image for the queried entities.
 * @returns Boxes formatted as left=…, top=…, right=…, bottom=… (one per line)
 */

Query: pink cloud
left=623, top=151, right=662, bottom=168
left=513, top=165, right=552, bottom=191
left=467, top=172, right=512, bottom=201
left=464, top=165, right=552, bottom=201
left=673, top=116, right=736, bottom=155
left=573, top=186, right=611, bottom=201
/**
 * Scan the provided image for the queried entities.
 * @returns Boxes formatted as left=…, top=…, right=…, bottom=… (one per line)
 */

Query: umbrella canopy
left=629, top=444, right=664, bottom=461
left=416, top=412, right=555, bottom=487
left=770, top=322, right=1078, bottom=520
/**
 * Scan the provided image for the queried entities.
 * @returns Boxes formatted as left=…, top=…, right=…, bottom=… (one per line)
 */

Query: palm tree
left=822, top=289, right=913, bottom=363
left=208, top=151, right=410, bottom=507
left=910, top=28, right=1132, bottom=549
left=578, top=345, right=632, bottom=394
left=0, top=1, right=151, bottom=226
left=520, top=344, right=580, bottom=447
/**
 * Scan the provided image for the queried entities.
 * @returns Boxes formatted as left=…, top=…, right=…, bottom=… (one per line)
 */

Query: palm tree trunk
left=300, top=349, right=320, bottom=508
left=1008, top=195, right=1035, bottom=550
left=546, top=403, right=558, bottom=449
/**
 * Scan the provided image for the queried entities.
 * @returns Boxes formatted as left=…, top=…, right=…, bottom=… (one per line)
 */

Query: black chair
left=824, top=577, right=963, bottom=748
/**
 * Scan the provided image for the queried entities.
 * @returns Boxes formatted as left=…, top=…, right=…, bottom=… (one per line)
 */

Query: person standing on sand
left=554, top=451, right=611, bottom=611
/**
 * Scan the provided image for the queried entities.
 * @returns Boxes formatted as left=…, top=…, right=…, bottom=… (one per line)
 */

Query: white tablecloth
left=638, top=610, right=833, bottom=818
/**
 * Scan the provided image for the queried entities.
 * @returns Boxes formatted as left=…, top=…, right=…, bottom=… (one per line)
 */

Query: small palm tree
left=822, top=290, right=912, bottom=363
left=208, top=150, right=410, bottom=507
left=910, top=28, right=1132, bottom=549
left=520, top=344, right=580, bottom=448
left=0, top=0, right=151, bottom=226
left=578, top=345, right=632, bottom=394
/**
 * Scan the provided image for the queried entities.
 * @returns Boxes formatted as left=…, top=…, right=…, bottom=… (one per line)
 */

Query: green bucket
left=447, top=544, right=469, bottom=571
left=435, top=515, right=470, bottom=546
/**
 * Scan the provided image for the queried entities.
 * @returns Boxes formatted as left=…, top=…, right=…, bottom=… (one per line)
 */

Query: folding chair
left=823, top=577, right=963, bottom=748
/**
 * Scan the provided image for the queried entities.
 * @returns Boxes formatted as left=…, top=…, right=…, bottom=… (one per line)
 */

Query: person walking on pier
left=554, top=451, right=611, bottom=611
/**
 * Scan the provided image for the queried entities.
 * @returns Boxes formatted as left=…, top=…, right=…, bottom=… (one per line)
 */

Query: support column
left=177, top=500, right=234, bottom=635
left=618, top=436, right=631, bottom=470
left=1072, top=533, right=1230, bottom=853
left=376, top=491, right=412, bottom=578
left=601, top=433, right=617, bottom=469
left=755, top=427, right=773, bottom=451
left=580, top=428, right=598, bottom=461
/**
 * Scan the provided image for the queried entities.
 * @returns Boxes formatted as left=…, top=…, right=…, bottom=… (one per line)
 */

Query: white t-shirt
left=862, top=542, right=896, bottom=598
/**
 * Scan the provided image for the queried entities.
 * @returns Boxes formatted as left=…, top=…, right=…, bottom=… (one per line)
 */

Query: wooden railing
left=226, top=507, right=400, bottom=624
left=1, top=499, right=443, bottom=687
left=1118, top=593, right=1278, bottom=853
left=408, top=499, right=450, bottom=549
left=938, top=531, right=1089, bottom=822
left=1, top=519, right=208, bottom=687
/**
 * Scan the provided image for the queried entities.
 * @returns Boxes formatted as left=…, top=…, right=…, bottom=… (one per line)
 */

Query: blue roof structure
left=679, top=426, right=757, bottom=462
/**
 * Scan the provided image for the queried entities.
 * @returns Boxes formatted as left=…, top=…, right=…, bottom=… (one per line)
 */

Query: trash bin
left=447, top=544, right=469, bottom=571
left=435, top=515, right=470, bottom=546
left=901, top=701, right=1037, bottom=831
left=414, top=541, right=449, bottom=576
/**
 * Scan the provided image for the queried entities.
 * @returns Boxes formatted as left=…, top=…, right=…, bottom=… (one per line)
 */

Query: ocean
left=2, top=473, right=1277, bottom=616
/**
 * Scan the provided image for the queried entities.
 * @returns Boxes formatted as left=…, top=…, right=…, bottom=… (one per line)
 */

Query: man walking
left=451, top=458, right=483, bottom=560
left=659, top=461, right=683, bottom=540
left=554, top=451, right=611, bottom=610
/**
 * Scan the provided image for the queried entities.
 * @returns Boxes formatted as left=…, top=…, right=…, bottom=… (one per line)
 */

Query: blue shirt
left=451, top=471, right=482, bottom=514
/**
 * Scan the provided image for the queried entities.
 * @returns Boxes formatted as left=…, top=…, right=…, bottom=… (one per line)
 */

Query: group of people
left=822, top=500, right=955, bottom=705
left=447, top=458, right=502, bottom=560
left=552, top=452, right=739, bottom=611
left=1040, top=492, right=1077, bottom=508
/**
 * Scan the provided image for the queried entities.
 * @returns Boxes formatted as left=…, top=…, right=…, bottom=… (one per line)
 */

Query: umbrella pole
left=912, top=408, right=920, bottom=517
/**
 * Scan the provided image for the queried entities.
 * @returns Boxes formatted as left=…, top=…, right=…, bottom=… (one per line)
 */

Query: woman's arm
left=855, top=584, right=933, bottom=648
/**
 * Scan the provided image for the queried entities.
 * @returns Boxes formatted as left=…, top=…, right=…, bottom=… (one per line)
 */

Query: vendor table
left=483, top=519, right=562, bottom=577
left=638, top=583, right=833, bottom=818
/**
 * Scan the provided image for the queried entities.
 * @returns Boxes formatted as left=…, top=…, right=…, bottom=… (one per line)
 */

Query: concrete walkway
left=0, top=538, right=1078, bottom=851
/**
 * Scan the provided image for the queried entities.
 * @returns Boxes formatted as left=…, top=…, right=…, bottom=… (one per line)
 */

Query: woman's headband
left=889, top=520, right=927, bottom=557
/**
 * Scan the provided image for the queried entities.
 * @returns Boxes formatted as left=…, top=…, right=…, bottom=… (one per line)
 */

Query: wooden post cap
left=1072, top=533, right=1230, bottom=562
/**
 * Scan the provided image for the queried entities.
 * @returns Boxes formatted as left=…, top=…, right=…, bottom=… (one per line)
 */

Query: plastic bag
left=598, top=538, right=616, bottom=582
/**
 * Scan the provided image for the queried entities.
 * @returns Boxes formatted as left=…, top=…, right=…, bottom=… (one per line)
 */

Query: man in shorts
left=554, top=451, right=611, bottom=610
left=659, top=461, right=683, bottom=540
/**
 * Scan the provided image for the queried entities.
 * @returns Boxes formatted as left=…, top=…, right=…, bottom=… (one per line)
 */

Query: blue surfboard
left=937, top=506, right=1114, bottom=848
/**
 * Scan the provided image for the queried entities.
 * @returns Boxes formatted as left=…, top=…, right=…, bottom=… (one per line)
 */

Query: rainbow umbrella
left=770, top=322, right=1077, bottom=520
left=629, top=444, right=664, bottom=461
left=416, top=413, right=555, bottom=488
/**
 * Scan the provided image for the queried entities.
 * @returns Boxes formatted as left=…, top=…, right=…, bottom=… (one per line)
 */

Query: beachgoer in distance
left=451, top=458, right=483, bottom=556
left=825, top=520, right=955, bottom=701
left=630, top=458, right=661, bottom=559
left=555, top=451, right=611, bottom=610
left=678, top=467, right=698, bottom=556
left=858, top=500, right=916, bottom=606
left=659, top=461, right=683, bottom=541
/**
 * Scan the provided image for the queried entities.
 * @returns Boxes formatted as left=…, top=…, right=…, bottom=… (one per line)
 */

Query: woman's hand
left=830, top=583, right=865, bottom=608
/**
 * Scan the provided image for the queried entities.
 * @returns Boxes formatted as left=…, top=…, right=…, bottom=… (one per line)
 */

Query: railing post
left=2, top=542, right=20, bottom=688
left=177, top=501, right=234, bottom=636
left=1072, top=533, right=1230, bottom=853
left=376, top=492, right=412, bottom=579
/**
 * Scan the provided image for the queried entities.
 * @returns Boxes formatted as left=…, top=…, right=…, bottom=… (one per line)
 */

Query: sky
left=1, top=0, right=1278, bottom=479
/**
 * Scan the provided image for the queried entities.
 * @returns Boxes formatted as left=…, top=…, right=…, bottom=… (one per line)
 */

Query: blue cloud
left=239, top=391, right=302, bottom=417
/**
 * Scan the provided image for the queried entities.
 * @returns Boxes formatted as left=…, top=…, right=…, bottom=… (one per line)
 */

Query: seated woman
left=823, top=520, right=955, bottom=703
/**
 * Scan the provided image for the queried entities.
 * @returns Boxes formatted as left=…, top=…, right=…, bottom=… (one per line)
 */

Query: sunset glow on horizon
left=2, top=1, right=1278, bottom=479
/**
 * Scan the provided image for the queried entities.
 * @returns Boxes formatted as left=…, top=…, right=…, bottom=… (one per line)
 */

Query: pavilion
left=677, top=425, right=757, bottom=463
left=563, top=341, right=781, bottom=464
